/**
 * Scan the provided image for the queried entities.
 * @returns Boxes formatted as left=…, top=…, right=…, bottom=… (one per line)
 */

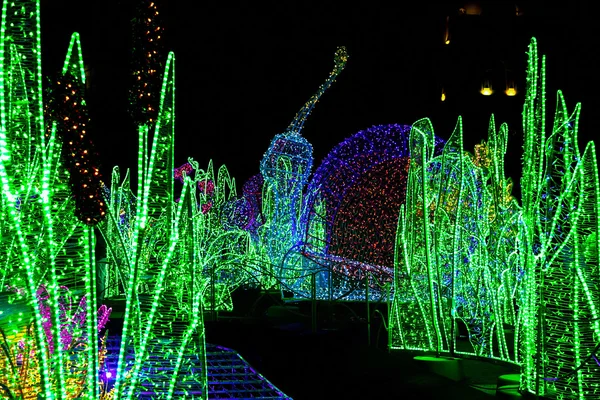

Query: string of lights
left=128, top=0, right=166, bottom=127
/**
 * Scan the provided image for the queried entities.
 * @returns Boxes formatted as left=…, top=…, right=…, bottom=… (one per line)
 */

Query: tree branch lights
left=519, top=38, right=600, bottom=399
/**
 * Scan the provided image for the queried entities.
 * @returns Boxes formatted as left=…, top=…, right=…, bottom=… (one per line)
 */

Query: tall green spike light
left=0, top=2, right=109, bottom=399
left=519, top=37, right=600, bottom=399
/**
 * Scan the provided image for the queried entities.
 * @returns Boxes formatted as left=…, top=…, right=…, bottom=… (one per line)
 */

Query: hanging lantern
left=480, top=80, right=493, bottom=96
left=444, top=16, right=450, bottom=45
left=460, top=2, right=482, bottom=16
left=441, top=87, right=446, bottom=102
left=505, top=80, right=517, bottom=96
left=515, top=5, right=524, bottom=16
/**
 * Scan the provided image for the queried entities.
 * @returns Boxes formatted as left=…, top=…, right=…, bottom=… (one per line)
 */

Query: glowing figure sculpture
left=519, top=38, right=600, bottom=399
left=259, top=46, right=348, bottom=291
left=297, top=124, right=444, bottom=301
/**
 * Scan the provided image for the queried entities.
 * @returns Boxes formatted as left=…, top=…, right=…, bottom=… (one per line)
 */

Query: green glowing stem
left=43, top=126, right=67, bottom=400
left=573, top=256, right=584, bottom=397
left=0, top=173, right=54, bottom=399
left=112, top=125, right=148, bottom=399
left=166, top=291, right=202, bottom=400
left=124, top=202, right=184, bottom=400
left=84, top=226, right=99, bottom=399
left=61, top=33, right=86, bottom=83
left=0, top=2, right=7, bottom=161
left=419, top=137, right=441, bottom=356
left=449, top=132, right=465, bottom=357
left=580, top=143, right=600, bottom=337
left=392, top=205, right=407, bottom=346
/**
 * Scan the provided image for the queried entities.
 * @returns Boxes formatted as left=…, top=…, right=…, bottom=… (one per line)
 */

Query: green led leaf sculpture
left=520, top=37, right=600, bottom=399
left=391, top=118, right=440, bottom=352
left=390, top=37, right=600, bottom=398
left=390, top=114, right=523, bottom=362
left=100, top=51, right=226, bottom=399
left=178, top=158, right=249, bottom=313
left=98, top=51, right=206, bottom=400
left=0, top=2, right=104, bottom=397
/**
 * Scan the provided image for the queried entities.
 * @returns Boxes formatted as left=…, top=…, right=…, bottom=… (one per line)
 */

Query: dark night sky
left=40, top=1, right=597, bottom=197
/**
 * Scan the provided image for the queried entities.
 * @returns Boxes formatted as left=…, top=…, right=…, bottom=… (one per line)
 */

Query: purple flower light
left=11, top=284, right=112, bottom=354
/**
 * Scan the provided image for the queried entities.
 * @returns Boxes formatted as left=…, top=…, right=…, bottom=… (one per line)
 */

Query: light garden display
left=388, top=38, right=600, bottom=399
left=1, top=0, right=598, bottom=398
left=172, top=158, right=251, bottom=312
left=98, top=51, right=218, bottom=399
left=1, top=1, right=259, bottom=398
left=1, top=284, right=113, bottom=399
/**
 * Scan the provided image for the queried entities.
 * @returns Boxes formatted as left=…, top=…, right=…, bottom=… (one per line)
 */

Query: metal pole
left=311, top=272, right=317, bottom=333
left=386, top=283, right=391, bottom=352
left=366, top=272, right=371, bottom=346
left=211, top=264, right=216, bottom=322
left=328, top=265, right=333, bottom=327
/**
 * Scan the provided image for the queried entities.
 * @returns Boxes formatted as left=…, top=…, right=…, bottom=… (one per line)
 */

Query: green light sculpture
left=3, top=1, right=596, bottom=397
left=174, top=158, right=251, bottom=313
left=390, top=115, right=522, bottom=361
left=99, top=51, right=213, bottom=399
left=0, top=2, right=104, bottom=397
left=390, top=37, right=600, bottom=399
left=102, top=49, right=251, bottom=399
left=519, top=37, right=600, bottom=399
left=391, top=117, right=444, bottom=353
